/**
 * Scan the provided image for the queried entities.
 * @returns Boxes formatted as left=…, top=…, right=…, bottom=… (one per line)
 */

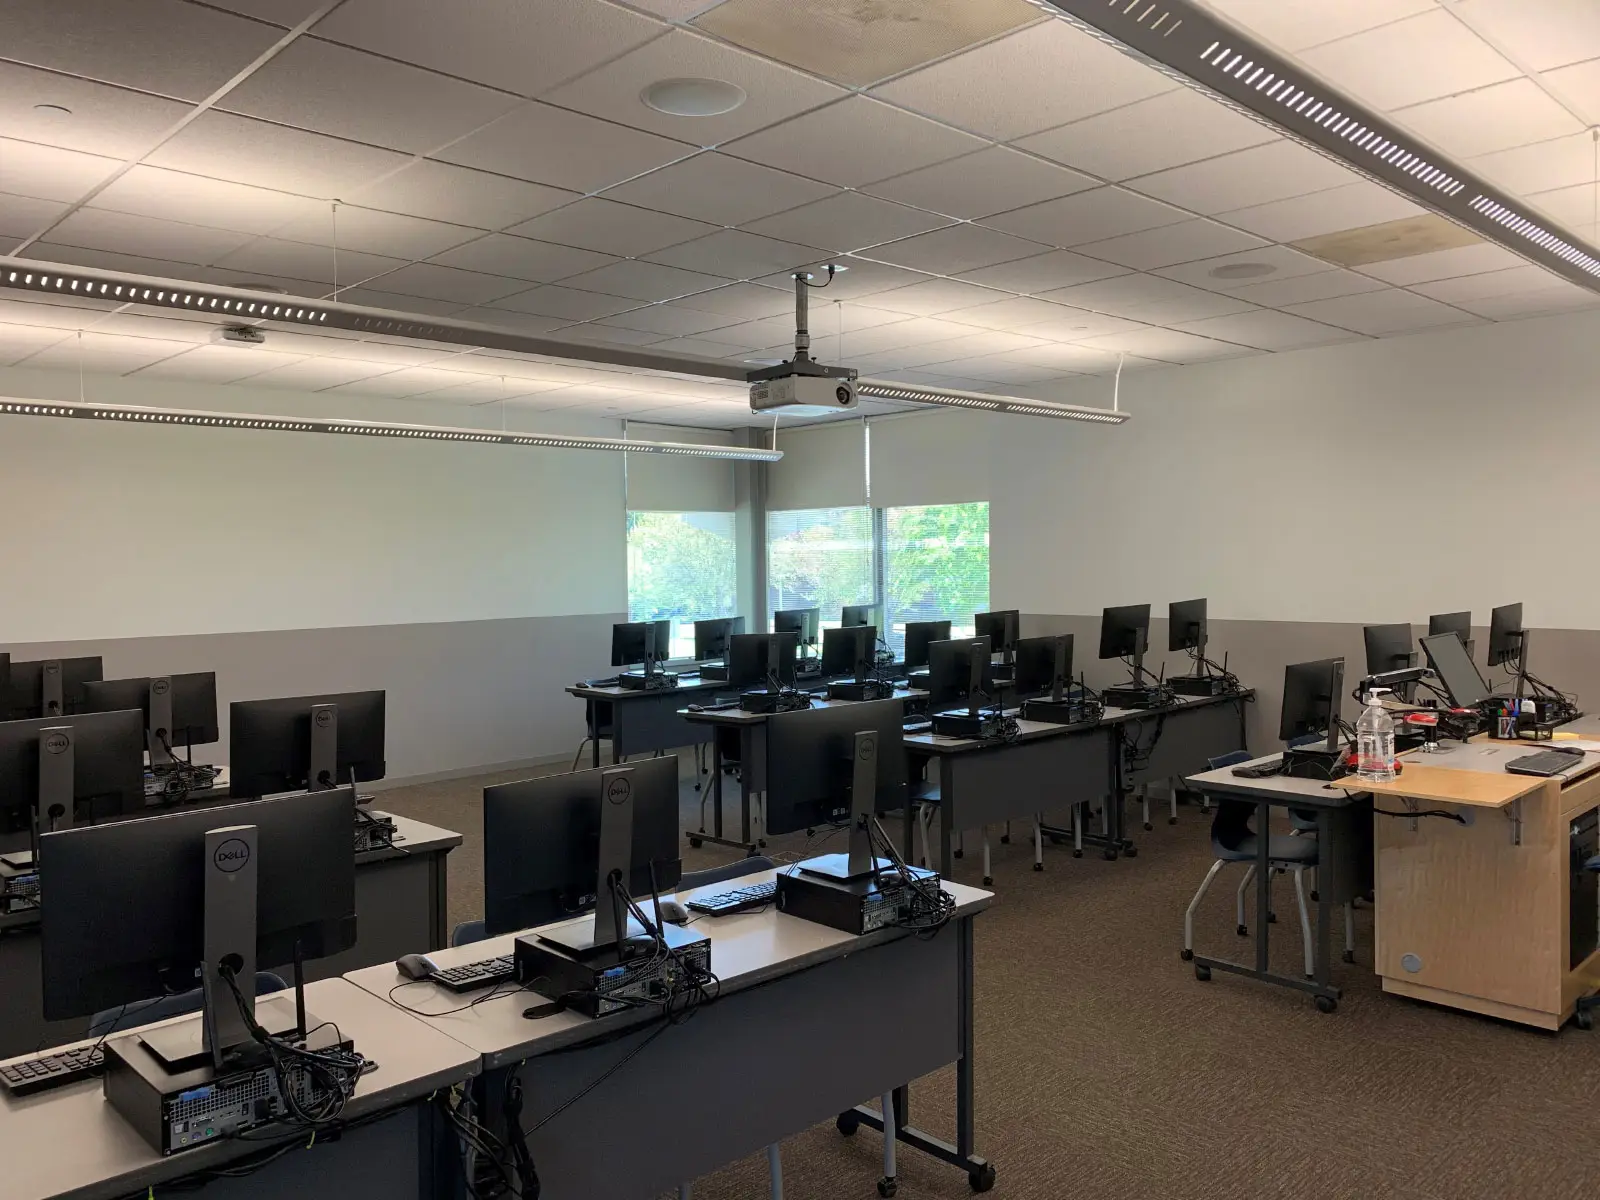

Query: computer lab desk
left=679, top=688, right=927, bottom=854
left=0, top=813, right=461, bottom=1060
left=0, top=977, right=480, bottom=1200
left=344, top=869, right=997, bottom=1199
left=566, top=675, right=724, bottom=768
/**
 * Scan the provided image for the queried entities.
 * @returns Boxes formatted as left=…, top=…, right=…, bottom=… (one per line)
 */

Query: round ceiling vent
left=641, top=78, right=747, bottom=117
left=1208, top=261, right=1276, bottom=280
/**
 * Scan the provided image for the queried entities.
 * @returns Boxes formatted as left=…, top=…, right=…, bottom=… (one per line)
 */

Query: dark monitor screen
left=82, top=673, right=219, bottom=749
left=1420, top=632, right=1491, bottom=709
left=764, top=700, right=907, bottom=837
left=3, top=657, right=104, bottom=721
left=693, top=617, right=745, bottom=663
left=927, top=637, right=995, bottom=712
left=1363, top=624, right=1415, bottom=675
left=0, top=709, right=146, bottom=841
left=1098, top=605, right=1150, bottom=660
left=1169, top=599, right=1207, bottom=653
left=1279, top=659, right=1343, bottom=744
left=841, top=605, right=878, bottom=630
left=38, top=790, right=357, bottom=1020
left=773, top=608, right=819, bottom=646
left=483, top=756, right=681, bottom=938
left=821, top=626, right=875, bottom=678
left=728, top=632, right=799, bottom=690
left=1428, top=612, right=1472, bottom=645
left=228, top=691, right=386, bottom=799
left=1488, top=603, right=1524, bottom=667
left=902, top=621, right=951, bottom=671
left=973, top=611, right=1019, bottom=657
left=1014, top=635, right=1072, bottom=701
left=611, top=620, right=672, bottom=668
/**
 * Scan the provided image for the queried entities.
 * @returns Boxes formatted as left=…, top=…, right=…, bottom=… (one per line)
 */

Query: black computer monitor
left=1420, top=632, right=1491, bottom=709
left=1488, top=603, right=1524, bottom=668
left=1014, top=635, right=1072, bottom=702
left=483, top=756, right=681, bottom=938
left=764, top=700, right=907, bottom=837
left=38, top=790, right=356, bottom=1021
left=3, top=656, right=104, bottom=721
left=229, top=691, right=386, bottom=799
left=1098, top=605, right=1150, bottom=661
left=902, top=621, right=951, bottom=671
left=1279, top=659, right=1344, bottom=746
left=927, top=636, right=996, bottom=712
left=773, top=608, right=819, bottom=649
left=1429, top=612, right=1472, bottom=645
left=727, top=632, right=799, bottom=691
left=82, top=673, right=219, bottom=755
left=1169, top=599, right=1208, bottom=654
left=973, top=611, right=1019, bottom=664
left=611, top=620, right=673, bottom=669
left=821, top=625, right=875, bottom=679
left=841, top=605, right=878, bottom=630
left=0, top=709, right=146, bottom=850
left=692, top=617, right=744, bottom=665
left=1363, top=623, right=1415, bottom=675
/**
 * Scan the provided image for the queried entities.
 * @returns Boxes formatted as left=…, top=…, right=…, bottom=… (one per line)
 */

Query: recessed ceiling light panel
left=641, top=77, right=747, bottom=117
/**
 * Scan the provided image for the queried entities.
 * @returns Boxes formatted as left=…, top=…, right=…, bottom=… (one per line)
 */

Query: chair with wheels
left=571, top=690, right=615, bottom=770
left=89, top=971, right=291, bottom=1036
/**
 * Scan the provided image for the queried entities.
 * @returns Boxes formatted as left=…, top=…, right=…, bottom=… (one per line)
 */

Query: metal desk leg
left=939, top=758, right=955, bottom=878
left=611, top=703, right=623, bottom=766
left=690, top=729, right=759, bottom=854
left=1315, top=808, right=1334, bottom=989
left=590, top=699, right=601, bottom=769
left=1255, top=799, right=1271, bottom=974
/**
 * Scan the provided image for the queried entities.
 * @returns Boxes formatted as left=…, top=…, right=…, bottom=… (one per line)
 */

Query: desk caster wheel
left=836, top=1112, right=860, bottom=1137
left=1310, top=889, right=1319, bottom=902
left=1236, top=924, right=1248, bottom=937
left=1168, top=816, right=1178, bottom=826
left=878, top=1178, right=898, bottom=1197
left=1143, top=821, right=1154, bottom=832
left=688, top=836, right=703, bottom=849
left=1315, top=995, right=1338, bottom=1014
left=1267, top=911, right=1277, bottom=924
left=694, top=782, right=702, bottom=792
left=982, top=875, right=993, bottom=886
left=953, top=848, right=964, bottom=859
left=1102, top=848, right=1118, bottom=861
left=1576, top=1009, right=1594, bottom=1031
left=1180, top=948, right=1193, bottom=961
left=1032, top=862, right=1044, bottom=872
left=1000, top=833, right=1011, bottom=844
left=745, top=846, right=761, bottom=858
left=969, top=1164, right=997, bottom=1193
left=1072, top=849, right=1083, bottom=858
left=806, top=827, right=815, bottom=837
left=758, top=838, right=767, bottom=848
left=1124, top=846, right=1138, bottom=858
left=1342, top=949, right=1356, bottom=964
left=1194, top=964, right=1211, bottom=982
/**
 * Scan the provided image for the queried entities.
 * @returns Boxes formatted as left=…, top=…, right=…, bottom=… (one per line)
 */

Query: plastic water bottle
left=1356, top=689, right=1397, bottom=784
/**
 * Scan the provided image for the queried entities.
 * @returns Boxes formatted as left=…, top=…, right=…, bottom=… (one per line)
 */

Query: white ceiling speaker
left=641, top=78, right=747, bottom=117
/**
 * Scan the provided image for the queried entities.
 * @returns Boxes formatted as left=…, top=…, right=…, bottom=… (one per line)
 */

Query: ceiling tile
left=434, top=102, right=694, bottom=193
left=1285, top=289, right=1476, bottom=334
left=1543, top=58, right=1600, bottom=127
left=667, top=282, right=794, bottom=319
left=273, top=205, right=483, bottom=258
left=1452, top=282, right=1600, bottom=320
left=147, top=113, right=410, bottom=196
left=220, top=39, right=521, bottom=156
left=0, top=295, right=122, bottom=329
left=992, top=342, right=1150, bottom=374
left=1200, top=0, right=1439, bottom=53
left=205, top=1, right=326, bottom=26
left=451, top=307, right=567, bottom=334
left=956, top=249, right=1131, bottom=294
left=0, top=138, right=119, bottom=203
left=696, top=317, right=795, bottom=349
left=1299, top=10, right=1519, bottom=111
left=1127, top=141, right=1358, bottom=216
left=935, top=296, right=1073, bottom=330
left=1071, top=327, right=1252, bottom=365
left=89, top=167, right=326, bottom=236
left=1410, top=264, right=1575, bottom=304
left=428, top=233, right=616, bottom=282
left=507, top=198, right=715, bottom=258
left=1173, top=309, right=1361, bottom=350
left=541, top=28, right=846, bottom=143
left=1528, top=182, right=1600, bottom=230
left=1393, top=78, right=1585, bottom=160
left=242, top=358, right=392, bottom=389
left=327, top=365, right=486, bottom=398
left=1034, top=275, right=1255, bottom=324
left=0, top=324, right=71, bottom=366
left=355, top=263, right=529, bottom=305
left=20, top=331, right=193, bottom=373
left=327, top=288, right=467, bottom=316
left=1356, top=242, right=1527, bottom=285
left=892, top=329, right=1049, bottom=363
left=866, top=278, right=1011, bottom=316
left=489, top=285, right=644, bottom=321
left=47, top=209, right=252, bottom=265
left=561, top=324, right=671, bottom=348
left=1, top=0, right=283, bottom=100
left=1155, top=245, right=1334, bottom=292
left=1072, top=220, right=1268, bottom=270
left=552, top=260, right=730, bottom=302
left=0, top=64, right=187, bottom=160
left=1015, top=87, right=1278, bottom=182
left=310, top=0, right=663, bottom=96
left=129, top=344, right=309, bottom=383
left=981, top=187, right=1189, bottom=248
left=871, top=19, right=1176, bottom=140
left=1217, top=181, right=1424, bottom=243
left=212, top=238, right=405, bottom=286
left=0, top=193, right=66, bottom=242
left=647, top=230, right=828, bottom=279
left=348, top=162, right=577, bottom=232
left=1471, top=132, right=1600, bottom=196
left=904, top=354, right=1066, bottom=385
left=1454, top=0, right=1600, bottom=71
left=25, top=241, right=247, bottom=283
left=865, top=147, right=1096, bottom=221
left=1227, top=269, right=1389, bottom=307
left=603, top=153, right=836, bottom=227
left=858, top=224, right=1050, bottom=274
left=723, top=97, right=987, bottom=189
left=743, top=192, right=951, bottom=253
left=593, top=305, right=741, bottom=337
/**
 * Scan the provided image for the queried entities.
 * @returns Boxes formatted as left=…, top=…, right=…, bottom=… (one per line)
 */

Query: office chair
left=913, top=780, right=1041, bottom=884
left=571, top=691, right=616, bottom=771
left=89, top=972, right=290, bottom=1037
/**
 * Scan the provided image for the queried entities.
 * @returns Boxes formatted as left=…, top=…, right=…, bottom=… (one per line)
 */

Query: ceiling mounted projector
left=747, top=266, right=863, bottom=417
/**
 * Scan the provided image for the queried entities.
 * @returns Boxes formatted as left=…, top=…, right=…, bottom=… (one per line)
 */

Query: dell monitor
left=83, top=673, right=218, bottom=766
left=763, top=699, right=907, bottom=838
left=692, top=617, right=744, bottom=666
left=1280, top=659, right=1345, bottom=749
left=611, top=620, right=673, bottom=672
left=0, top=709, right=146, bottom=860
left=483, top=756, right=681, bottom=939
left=1428, top=611, right=1474, bottom=660
left=1014, top=635, right=1072, bottom=703
left=228, top=690, right=386, bottom=799
left=1099, top=605, right=1150, bottom=661
left=1363, top=623, right=1415, bottom=675
left=1420, top=632, right=1491, bottom=710
left=841, top=605, right=878, bottom=630
left=773, top=608, right=820, bottom=651
left=1169, top=599, right=1208, bottom=655
left=3, top=656, right=104, bottom=721
left=973, top=611, right=1020, bottom=666
left=727, top=632, right=799, bottom=691
left=902, top=621, right=951, bottom=672
left=1488, top=603, right=1524, bottom=668
left=821, top=625, right=876, bottom=680
left=926, top=637, right=996, bottom=713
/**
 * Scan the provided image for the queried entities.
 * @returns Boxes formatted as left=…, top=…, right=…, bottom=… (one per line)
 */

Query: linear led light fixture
left=855, top=378, right=1128, bottom=424
left=0, top=397, right=783, bottom=461
left=1022, top=0, right=1600, bottom=292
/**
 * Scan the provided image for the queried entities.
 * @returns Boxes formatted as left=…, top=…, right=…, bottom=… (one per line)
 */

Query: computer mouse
left=395, top=952, right=439, bottom=981
left=687, top=704, right=705, bottom=713
left=657, top=898, right=691, bottom=925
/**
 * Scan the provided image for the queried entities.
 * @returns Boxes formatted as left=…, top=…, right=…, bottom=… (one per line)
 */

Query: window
left=627, top=511, right=737, bottom=661
left=765, top=501, right=991, bottom=655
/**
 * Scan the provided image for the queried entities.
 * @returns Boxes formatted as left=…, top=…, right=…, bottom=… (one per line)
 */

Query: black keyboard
left=429, top=955, right=517, bottom=993
left=903, top=720, right=933, bottom=734
left=0, top=1044, right=106, bottom=1096
left=1506, top=748, right=1590, bottom=778
left=687, top=880, right=777, bottom=916
left=1231, top=757, right=1284, bottom=778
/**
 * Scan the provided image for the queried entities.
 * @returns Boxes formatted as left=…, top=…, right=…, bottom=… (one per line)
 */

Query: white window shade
left=868, top=410, right=991, bottom=509
left=625, top=422, right=736, bottom=512
left=766, top=419, right=867, bottom=510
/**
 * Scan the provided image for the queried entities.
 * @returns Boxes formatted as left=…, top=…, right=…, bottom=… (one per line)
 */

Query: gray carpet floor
left=378, top=759, right=1600, bottom=1200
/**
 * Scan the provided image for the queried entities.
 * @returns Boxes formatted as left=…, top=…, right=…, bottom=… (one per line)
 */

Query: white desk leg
left=881, top=1091, right=897, bottom=1196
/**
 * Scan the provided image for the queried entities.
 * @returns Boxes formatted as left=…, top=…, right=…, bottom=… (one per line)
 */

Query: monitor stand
left=147, top=676, right=178, bottom=769
left=41, top=661, right=64, bottom=718
left=537, top=766, right=652, bottom=961
left=798, top=731, right=890, bottom=882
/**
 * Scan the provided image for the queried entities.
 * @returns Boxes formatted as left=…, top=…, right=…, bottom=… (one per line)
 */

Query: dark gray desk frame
left=567, top=678, right=721, bottom=769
